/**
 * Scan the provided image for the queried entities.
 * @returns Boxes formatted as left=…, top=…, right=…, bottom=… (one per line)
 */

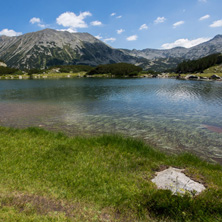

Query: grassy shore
left=0, top=72, right=86, bottom=80
left=0, top=71, right=222, bottom=80
left=168, top=73, right=222, bottom=78
left=0, top=126, right=222, bottom=221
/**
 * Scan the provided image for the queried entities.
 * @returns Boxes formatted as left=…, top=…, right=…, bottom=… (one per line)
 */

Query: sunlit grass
left=0, top=126, right=222, bottom=221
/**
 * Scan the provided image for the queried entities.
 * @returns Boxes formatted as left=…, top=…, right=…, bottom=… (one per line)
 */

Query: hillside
left=0, top=29, right=222, bottom=71
left=175, top=53, right=222, bottom=73
left=121, top=35, right=222, bottom=61
left=0, top=29, right=147, bottom=70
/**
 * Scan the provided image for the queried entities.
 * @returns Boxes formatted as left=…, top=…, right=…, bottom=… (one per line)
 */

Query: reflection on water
left=0, top=78, right=222, bottom=162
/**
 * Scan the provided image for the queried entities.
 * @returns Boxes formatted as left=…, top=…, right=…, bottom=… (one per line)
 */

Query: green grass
left=204, top=64, right=222, bottom=74
left=0, top=126, right=222, bottom=221
left=0, top=72, right=87, bottom=80
left=168, top=73, right=222, bottom=79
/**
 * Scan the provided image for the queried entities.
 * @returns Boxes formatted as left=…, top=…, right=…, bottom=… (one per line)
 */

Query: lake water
left=0, top=78, right=222, bottom=163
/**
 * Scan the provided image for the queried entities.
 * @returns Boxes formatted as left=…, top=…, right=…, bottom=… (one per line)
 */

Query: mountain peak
left=213, top=34, right=222, bottom=40
left=0, top=29, right=222, bottom=71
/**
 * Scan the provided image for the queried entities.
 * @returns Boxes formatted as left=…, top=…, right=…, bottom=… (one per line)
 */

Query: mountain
left=0, top=29, right=147, bottom=70
left=121, top=35, right=222, bottom=61
left=0, top=29, right=222, bottom=71
left=121, top=35, right=222, bottom=71
left=183, top=35, right=222, bottom=60
left=120, top=47, right=189, bottom=60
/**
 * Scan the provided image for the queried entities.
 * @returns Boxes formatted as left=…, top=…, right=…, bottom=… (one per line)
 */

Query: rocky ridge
left=0, top=29, right=222, bottom=71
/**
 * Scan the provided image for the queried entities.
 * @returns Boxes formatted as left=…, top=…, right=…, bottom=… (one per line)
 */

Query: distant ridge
left=0, top=29, right=222, bottom=71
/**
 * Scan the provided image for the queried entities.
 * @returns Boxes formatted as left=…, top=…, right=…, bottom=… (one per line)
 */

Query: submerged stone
left=151, top=167, right=205, bottom=195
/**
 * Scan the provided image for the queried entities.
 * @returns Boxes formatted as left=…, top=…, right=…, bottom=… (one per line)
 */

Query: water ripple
left=0, top=78, right=222, bottom=162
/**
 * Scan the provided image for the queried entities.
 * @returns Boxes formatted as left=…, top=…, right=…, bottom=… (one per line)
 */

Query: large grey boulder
left=151, top=167, right=206, bottom=195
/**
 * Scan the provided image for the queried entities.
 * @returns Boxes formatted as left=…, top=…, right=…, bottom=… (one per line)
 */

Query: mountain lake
left=0, top=78, right=222, bottom=163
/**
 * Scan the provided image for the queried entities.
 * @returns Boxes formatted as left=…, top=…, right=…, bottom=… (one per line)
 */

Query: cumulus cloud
left=199, top=14, right=210, bottom=21
left=210, top=20, right=222, bottom=28
left=90, top=20, right=102, bottom=26
left=30, top=17, right=41, bottom=24
left=38, top=24, right=46, bottom=28
left=161, top=37, right=211, bottom=49
left=56, top=11, right=92, bottom=30
left=154, top=17, right=166, bottom=24
left=139, top=24, right=148, bottom=30
left=110, top=13, right=116, bottom=16
left=126, top=35, right=138, bottom=41
left=95, top=35, right=102, bottom=40
left=116, top=15, right=122, bottom=19
left=173, top=21, right=185, bottom=28
left=104, top=37, right=116, bottom=42
left=57, top=28, right=77, bottom=33
left=0, top=29, right=22, bottom=37
left=29, top=17, right=46, bottom=28
left=117, top=29, right=125, bottom=34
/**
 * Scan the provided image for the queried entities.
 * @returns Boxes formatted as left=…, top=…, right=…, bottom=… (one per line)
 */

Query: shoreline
left=0, top=72, right=222, bottom=81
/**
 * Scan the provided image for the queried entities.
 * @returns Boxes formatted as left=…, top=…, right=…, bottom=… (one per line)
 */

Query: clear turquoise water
left=0, top=78, right=222, bottom=162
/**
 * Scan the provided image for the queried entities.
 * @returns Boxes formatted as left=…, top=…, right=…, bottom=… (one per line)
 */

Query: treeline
left=0, top=66, right=21, bottom=76
left=176, top=53, right=222, bottom=73
left=0, top=62, right=143, bottom=76
left=53, top=65, right=92, bottom=73
left=87, top=63, right=142, bottom=76
left=26, top=65, right=92, bottom=75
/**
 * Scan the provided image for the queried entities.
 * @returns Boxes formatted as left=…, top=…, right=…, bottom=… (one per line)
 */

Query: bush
left=87, top=63, right=142, bottom=76
left=0, top=66, right=19, bottom=75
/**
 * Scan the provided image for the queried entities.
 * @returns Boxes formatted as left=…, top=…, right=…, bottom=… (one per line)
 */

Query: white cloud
left=57, top=28, right=77, bottom=33
left=116, top=15, right=122, bottom=19
left=56, top=11, right=92, bottom=29
left=210, top=20, right=222, bottom=28
left=199, top=14, right=210, bottom=21
left=0, top=29, right=22, bottom=37
left=90, top=20, right=102, bottom=26
left=161, top=37, right=211, bottom=49
left=117, top=29, right=125, bottom=34
left=154, top=17, right=166, bottom=24
left=30, top=17, right=47, bottom=28
left=173, top=21, right=185, bottom=28
left=139, top=24, right=148, bottom=30
left=30, top=17, right=41, bottom=24
left=126, top=35, right=138, bottom=41
left=104, top=37, right=116, bottom=42
left=95, top=35, right=102, bottom=40
left=38, top=24, right=46, bottom=28
left=110, top=13, right=116, bottom=16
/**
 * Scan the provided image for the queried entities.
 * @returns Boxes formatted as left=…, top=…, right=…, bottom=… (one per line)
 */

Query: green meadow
left=0, top=126, right=222, bottom=221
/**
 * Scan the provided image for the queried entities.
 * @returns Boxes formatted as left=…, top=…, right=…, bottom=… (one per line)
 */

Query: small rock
left=200, top=76, right=208, bottom=80
left=151, top=167, right=205, bottom=195
left=209, top=74, right=220, bottom=80
left=185, top=75, right=199, bottom=80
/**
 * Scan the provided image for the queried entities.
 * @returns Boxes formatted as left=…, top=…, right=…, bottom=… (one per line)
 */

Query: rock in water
left=210, top=74, right=221, bottom=80
left=151, top=167, right=205, bottom=195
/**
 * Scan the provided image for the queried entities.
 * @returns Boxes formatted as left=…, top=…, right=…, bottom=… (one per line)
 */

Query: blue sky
left=1, top=0, right=222, bottom=49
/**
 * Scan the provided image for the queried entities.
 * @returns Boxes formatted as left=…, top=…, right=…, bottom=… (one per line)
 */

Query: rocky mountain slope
left=121, top=35, right=222, bottom=61
left=0, top=29, right=147, bottom=70
left=0, top=29, right=222, bottom=71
